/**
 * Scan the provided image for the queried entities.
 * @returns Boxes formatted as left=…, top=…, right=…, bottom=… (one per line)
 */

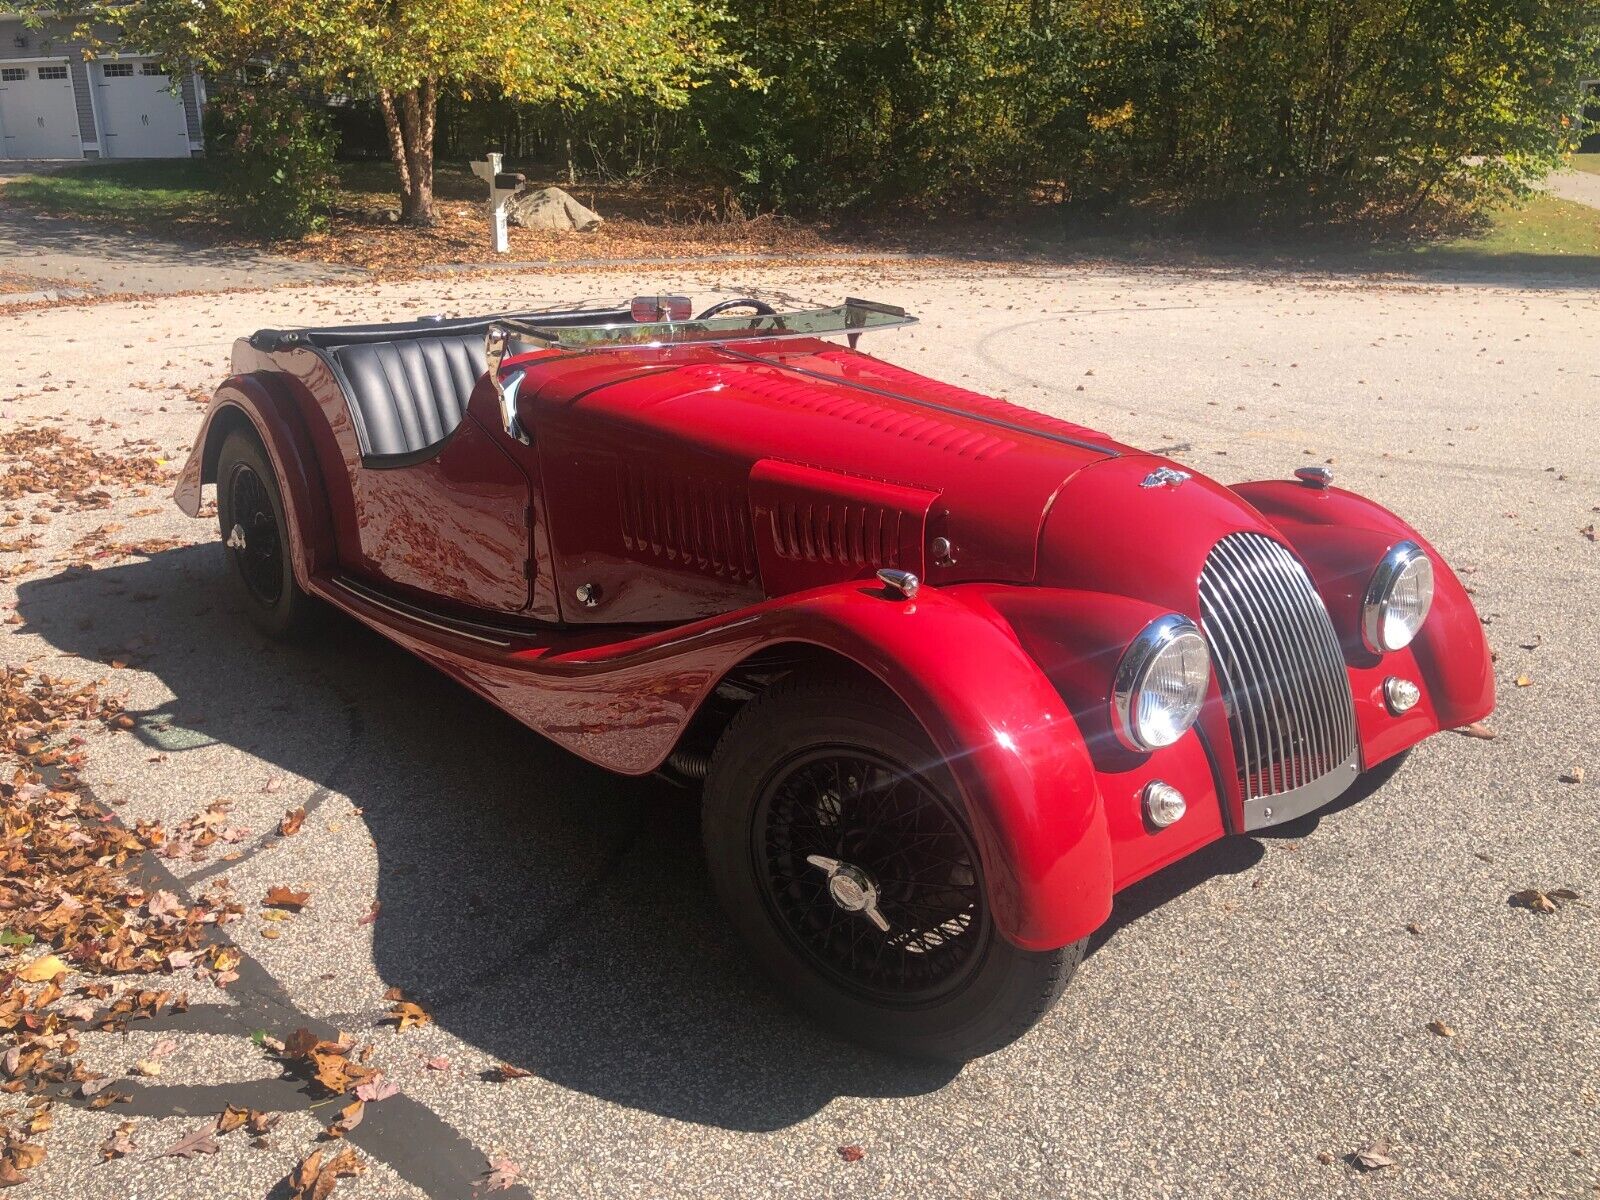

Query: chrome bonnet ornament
left=1141, top=466, right=1191, bottom=489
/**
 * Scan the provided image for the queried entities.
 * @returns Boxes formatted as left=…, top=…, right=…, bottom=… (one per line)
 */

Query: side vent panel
left=749, top=459, right=940, bottom=596
left=618, top=467, right=760, bottom=584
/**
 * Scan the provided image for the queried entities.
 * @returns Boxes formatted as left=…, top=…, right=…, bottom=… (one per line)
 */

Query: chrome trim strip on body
left=714, top=347, right=1123, bottom=457
left=330, top=576, right=514, bottom=647
left=1198, top=532, right=1360, bottom=818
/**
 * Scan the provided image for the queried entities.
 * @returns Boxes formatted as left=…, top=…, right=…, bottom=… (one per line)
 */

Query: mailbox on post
left=470, top=153, right=525, bottom=254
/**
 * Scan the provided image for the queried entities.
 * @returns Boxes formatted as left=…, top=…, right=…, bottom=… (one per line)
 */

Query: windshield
left=495, top=299, right=915, bottom=352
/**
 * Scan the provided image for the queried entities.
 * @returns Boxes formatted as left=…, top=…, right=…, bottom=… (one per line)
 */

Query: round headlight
left=1112, top=615, right=1211, bottom=751
left=1362, top=541, right=1434, bottom=653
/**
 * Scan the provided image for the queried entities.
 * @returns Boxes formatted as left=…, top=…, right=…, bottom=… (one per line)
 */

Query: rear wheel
left=216, top=428, right=322, bottom=640
left=702, top=672, right=1082, bottom=1061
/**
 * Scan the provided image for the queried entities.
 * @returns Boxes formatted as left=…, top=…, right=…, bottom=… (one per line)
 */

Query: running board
left=327, top=575, right=542, bottom=648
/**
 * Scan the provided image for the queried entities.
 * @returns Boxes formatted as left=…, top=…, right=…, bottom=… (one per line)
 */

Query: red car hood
left=525, top=339, right=1135, bottom=584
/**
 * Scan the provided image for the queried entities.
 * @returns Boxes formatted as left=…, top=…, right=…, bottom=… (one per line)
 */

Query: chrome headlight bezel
left=1111, top=614, right=1211, bottom=752
left=1362, top=540, right=1434, bottom=653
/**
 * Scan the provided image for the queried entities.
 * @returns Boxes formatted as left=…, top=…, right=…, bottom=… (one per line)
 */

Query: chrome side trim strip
left=330, top=576, right=513, bottom=647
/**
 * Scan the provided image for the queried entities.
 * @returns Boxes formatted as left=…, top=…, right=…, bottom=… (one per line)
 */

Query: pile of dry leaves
left=0, top=426, right=169, bottom=514
left=0, top=665, right=411, bottom=1194
left=0, top=665, right=215, bottom=1183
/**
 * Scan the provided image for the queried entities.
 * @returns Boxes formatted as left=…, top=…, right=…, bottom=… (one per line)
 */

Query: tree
left=94, top=0, right=750, bottom=224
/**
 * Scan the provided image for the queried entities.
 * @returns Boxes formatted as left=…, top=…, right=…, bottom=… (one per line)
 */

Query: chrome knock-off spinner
left=805, top=854, right=891, bottom=932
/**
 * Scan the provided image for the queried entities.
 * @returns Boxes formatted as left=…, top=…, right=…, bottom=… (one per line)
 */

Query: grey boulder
left=506, top=186, right=603, bottom=232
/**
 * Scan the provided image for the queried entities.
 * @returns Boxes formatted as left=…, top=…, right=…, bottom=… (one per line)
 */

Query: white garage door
left=0, top=62, right=82, bottom=159
left=96, top=61, right=190, bottom=158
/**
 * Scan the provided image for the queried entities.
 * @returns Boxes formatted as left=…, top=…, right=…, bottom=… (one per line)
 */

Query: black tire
left=215, top=428, right=323, bottom=640
left=702, top=671, right=1083, bottom=1062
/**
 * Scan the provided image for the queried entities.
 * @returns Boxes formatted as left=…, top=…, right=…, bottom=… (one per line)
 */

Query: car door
left=322, top=334, right=535, bottom=614
left=352, top=416, right=534, bottom=614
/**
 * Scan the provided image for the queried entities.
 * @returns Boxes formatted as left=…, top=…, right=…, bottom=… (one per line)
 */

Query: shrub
left=204, top=85, right=336, bottom=237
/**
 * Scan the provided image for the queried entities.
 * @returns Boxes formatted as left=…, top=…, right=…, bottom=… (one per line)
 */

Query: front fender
left=1234, top=481, right=1495, bottom=733
left=496, top=582, right=1117, bottom=951
left=173, top=374, right=335, bottom=589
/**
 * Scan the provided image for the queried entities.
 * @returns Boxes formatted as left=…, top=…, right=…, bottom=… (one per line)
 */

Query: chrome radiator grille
left=1198, top=532, right=1358, bottom=803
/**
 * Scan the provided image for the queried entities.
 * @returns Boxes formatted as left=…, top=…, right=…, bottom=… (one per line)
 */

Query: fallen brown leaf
left=1353, top=1140, right=1396, bottom=1171
left=484, top=1155, right=521, bottom=1191
left=1427, top=1019, right=1455, bottom=1038
left=1455, top=721, right=1497, bottom=740
left=384, top=1000, right=431, bottom=1032
left=838, top=1145, right=866, bottom=1163
left=99, top=1120, right=137, bottom=1160
left=1559, top=766, right=1585, bottom=785
left=264, top=886, right=310, bottom=911
left=279, top=806, right=307, bottom=837
left=485, top=1062, right=532, bottom=1082
left=1509, top=887, right=1579, bottom=914
left=324, top=1098, right=364, bottom=1139
left=162, top=1124, right=220, bottom=1159
left=14, top=955, right=66, bottom=984
left=355, top=1074, right=399, bottom=1102
left=6, top=1144, right=44, bottom=1171
left=288, top=1146, right=367, bottom=1200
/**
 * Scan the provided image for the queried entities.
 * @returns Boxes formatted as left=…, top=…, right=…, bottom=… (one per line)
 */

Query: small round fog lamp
left=1384, top=676, right=1421, bottom=715
left=1143, top=780, right=1187, bottom=829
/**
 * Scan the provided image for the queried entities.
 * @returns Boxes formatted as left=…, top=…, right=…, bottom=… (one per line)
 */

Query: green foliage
left=204, top=85, right=336, bottom=237
left=677, top=0, right=1598, bottom=223
left=43, top=0, right=1600, bottom=227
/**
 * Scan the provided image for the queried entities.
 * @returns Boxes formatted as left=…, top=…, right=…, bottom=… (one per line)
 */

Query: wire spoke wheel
left=751, top=748, right=988, bottom=1007
left=226, top=461, right=284, bottom=606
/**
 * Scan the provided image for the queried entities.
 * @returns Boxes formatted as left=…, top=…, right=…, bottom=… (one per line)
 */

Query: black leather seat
left=329, top=334, right=486, bottom=460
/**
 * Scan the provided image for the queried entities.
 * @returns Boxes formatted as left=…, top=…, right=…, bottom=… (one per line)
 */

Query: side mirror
left=485, top=325, right=530, bottom=444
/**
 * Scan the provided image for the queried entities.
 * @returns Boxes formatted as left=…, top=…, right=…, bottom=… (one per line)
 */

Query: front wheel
left=702, top=672, right=1083, bottom=1062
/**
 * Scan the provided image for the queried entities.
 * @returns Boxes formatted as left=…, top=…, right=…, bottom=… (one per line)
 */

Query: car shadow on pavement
left=16, top=545, right=959, bottom=1132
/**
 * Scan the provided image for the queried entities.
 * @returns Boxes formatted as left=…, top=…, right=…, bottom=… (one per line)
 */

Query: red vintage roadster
left=175, top=295, right=1494, bottom=1060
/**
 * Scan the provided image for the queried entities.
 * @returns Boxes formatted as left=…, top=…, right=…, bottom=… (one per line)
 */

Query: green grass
left=2, top=158, right=229, bottom=222
left=1397, top=192, right=1600, bottom=268
left=1568, top=153, right=1600, bottom=176
left=6, top=157, right=1598, bottom=278
left=1, top=158, right=487, bottom=225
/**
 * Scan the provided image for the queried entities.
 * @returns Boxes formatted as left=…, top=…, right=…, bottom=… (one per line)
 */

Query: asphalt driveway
left=1, top=262, right=1596, bottom=1198
left=0, top=201, right=363, bottom=295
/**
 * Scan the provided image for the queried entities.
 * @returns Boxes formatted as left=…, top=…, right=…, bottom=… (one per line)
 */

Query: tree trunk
left=378, top=81, right=438, bottom=225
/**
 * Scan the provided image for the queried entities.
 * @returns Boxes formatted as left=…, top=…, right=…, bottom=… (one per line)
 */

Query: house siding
left=179, top=71, right=201, bottom=142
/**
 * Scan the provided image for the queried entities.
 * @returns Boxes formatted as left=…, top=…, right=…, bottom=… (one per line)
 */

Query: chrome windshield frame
left=487, top=297, right=914, bottom=356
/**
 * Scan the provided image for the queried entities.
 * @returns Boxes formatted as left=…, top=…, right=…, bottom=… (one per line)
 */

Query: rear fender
left=173, top=374, right=335, bottom=589
left=1233, top=481, right=1494, bottom=731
